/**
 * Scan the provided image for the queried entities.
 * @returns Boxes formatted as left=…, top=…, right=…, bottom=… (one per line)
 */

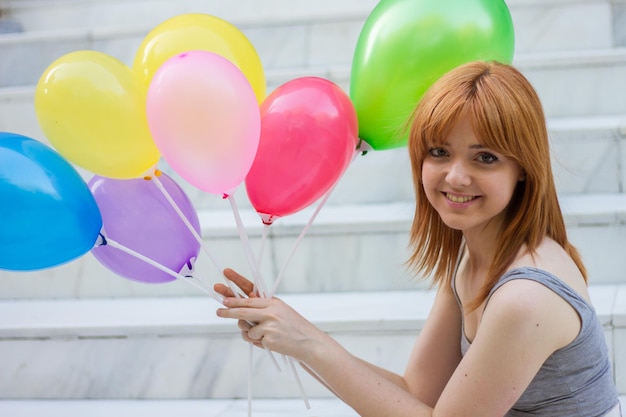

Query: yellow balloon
left=35, top=51, right=160, bottom=179
left=133, top=13, right=266, bottom=103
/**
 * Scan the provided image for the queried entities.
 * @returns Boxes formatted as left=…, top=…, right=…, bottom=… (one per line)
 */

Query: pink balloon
left=146, top=50, right=261, bottom=195
left=245, top=77, right=358, bottom=225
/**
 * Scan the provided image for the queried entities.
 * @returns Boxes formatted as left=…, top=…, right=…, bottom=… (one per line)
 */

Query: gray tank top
left=452, top=267, right=620, bottom=417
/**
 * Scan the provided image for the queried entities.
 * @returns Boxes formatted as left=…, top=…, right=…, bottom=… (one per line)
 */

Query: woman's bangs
left=424, top=100, right=467, bottom=148
left=466, top=91, right=515, bottom=157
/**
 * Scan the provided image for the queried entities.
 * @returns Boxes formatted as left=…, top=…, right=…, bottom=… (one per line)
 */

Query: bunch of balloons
left=1, top=13, right=360, bottom=290
left=1, top=0, right=515, bottom=289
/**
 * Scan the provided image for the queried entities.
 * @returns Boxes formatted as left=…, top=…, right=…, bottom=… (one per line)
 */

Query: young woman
left=216, top=61, right=622, bottom=417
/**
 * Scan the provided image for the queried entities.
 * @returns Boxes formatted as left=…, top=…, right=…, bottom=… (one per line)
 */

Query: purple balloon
left=89, top=173, right=200, bottom=284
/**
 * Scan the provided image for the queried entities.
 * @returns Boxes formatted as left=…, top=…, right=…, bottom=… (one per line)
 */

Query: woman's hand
left=215, top=268, right=326, bottom=362
left=215, top=270, right=424, bottom=416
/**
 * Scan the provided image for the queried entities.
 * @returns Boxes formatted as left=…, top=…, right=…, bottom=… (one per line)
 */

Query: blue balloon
left=0, top=132, right=103, bottom=270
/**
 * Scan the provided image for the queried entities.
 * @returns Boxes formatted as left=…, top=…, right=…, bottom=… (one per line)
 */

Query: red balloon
left=245, top=77, right=358, bottom=225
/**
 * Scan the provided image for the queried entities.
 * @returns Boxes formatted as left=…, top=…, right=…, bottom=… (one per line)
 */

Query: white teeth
left=446, top=193, right=475, bottom=203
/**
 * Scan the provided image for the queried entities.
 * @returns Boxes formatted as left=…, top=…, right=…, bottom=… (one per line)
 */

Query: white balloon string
left=227, top=194, right=268, bottom=298
left=265, top=347, right=282, bottom=372
left=150, top=174, right=223, bottom=273
left=103, top=236, right=223, bottom=304
left=227, top=195, right=283, bottom=370
left=151, top=174, right=244, bottom=298
left=269, top=189, right=329, bottom=297
left=151, top=176, right=279, bottom=375
left=257, top=224, right=270, bottom=270
left=248, top=343, right=253, bottom=417
left=281, top=354, right=290, bottom=373
left=258, top=149, right=362, bottom=411
left=248, top=224, right=282, bottom=372
left=269, top=149, right=361, bottom=298
left=226, top=200, right=308, bottom=398
left=241, top=319, right=281, bottom=372
left=288, top=356, right=311, bottom=409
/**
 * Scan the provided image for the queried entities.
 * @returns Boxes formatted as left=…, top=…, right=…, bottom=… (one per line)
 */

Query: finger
left=241, top=330, right=264, bottom=347
left=222, top=296, right=270, bottom=309
left=243, top=333, right=265, bottom=349
left=223, top=268, right=255, bottom=296
left=213, top=282, right=235, bottom=298
left=247, top=325, right=264, bottom=342
left=238, top=319, right=253, bottom=331
left=216, top=301, right=270, bottom=325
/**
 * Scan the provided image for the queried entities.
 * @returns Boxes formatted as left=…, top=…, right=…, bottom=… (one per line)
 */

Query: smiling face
left=407, top=61, right=570, bottom=294
left=421, top=114, right=524, bottom=236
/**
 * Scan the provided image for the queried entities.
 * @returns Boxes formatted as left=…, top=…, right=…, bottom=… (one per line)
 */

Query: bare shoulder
left=434, top=274, right=579, bottom=415
left=509, top=237, right=590, bottom=302
left=485, top=272, right=582, bottom=352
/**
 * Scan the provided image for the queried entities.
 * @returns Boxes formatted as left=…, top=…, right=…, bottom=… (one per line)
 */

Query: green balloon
left=350, top=0, right=515, bottom=150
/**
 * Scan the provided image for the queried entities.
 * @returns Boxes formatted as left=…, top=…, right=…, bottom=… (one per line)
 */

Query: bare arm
left=216, top=269, right=572, bottom=417
left=299, top=358, right=408, bottom=400
left=214, top=269, right=411, bottom=395
left=403, top=284, right=463, bottom=406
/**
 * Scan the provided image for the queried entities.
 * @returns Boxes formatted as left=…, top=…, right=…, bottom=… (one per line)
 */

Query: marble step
left=1, top=38, right=626, bottom=120
left=0, top=398, right=624, bottom=417
left=0, top=0, right=626, bottom=116
left=0, top=285, right=623, bottom=400
left=0, top=194, right=626, bottom=300
left=4, top=0, right=623, bottom=55
left=0, top=399, right=360, bottom=417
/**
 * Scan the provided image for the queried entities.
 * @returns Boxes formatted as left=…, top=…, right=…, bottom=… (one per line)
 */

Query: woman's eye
left=476, top=153, right=498, bottom=164
left=428, top=147, right=447, bottom=158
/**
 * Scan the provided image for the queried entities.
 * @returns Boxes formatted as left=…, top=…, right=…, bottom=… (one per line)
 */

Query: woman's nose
left=445, top=160, right=471, bottom=188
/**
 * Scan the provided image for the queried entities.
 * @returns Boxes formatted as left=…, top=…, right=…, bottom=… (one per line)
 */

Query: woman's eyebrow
left=434, top=142, right=487, bottom=149
left=469, top=143, right=487, bottom=150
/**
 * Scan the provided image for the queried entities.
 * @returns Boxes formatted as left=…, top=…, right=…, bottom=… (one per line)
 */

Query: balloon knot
left=143, top=168, right=161, bottom=180
left=97, top=232, right=107, bottom=246
left=259, top=213, right=278, bottom=225
left=356, top=138, right=373, bottom=155
left=222, top=193, right=229, bottom=199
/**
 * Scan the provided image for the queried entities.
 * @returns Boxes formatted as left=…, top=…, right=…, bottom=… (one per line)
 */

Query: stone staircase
left=0, top=0, right=624, bottom=414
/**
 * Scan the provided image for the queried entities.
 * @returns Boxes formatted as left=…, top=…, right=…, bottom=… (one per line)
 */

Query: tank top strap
left=485, top=267, right=593, bottom=317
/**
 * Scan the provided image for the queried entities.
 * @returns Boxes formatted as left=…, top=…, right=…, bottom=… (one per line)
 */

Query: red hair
left=406, top=61, right=586, bottom=310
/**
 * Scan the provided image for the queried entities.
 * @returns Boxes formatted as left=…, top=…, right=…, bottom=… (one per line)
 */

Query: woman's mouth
left=444, top=193, right=476, bottom=204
